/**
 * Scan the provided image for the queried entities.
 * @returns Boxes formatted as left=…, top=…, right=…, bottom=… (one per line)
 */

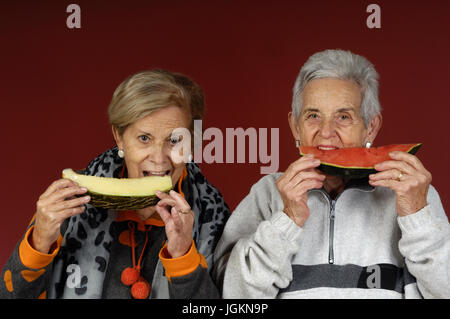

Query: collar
left=309, top=177, right=375, bottom=202
left=343, top=177, right=375, bottom=192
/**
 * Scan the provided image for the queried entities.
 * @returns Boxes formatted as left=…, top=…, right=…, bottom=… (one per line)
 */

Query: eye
left=138, top=135, right=149, bottom=143
left=169, top=135, right=183, bottom=146
left=337, top=113, right=351, bottom=121
left=306, top=113, right=320, bottom=120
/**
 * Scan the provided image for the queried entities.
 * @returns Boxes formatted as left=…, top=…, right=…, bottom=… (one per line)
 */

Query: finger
left=155, top=190, right=171, bottom=200
left=284, top=157, right=321, bottom=183
left=171, top=206, right=183, bottom=230
left=41, top=179, right=78, bottom=198
left=168, top=190, right=191, bottom=211
left=368, top=178, right=399, bottom=191
left=374, top=159, right=415, bottom=175
left=369, top=169, right=403, bottom=181
left=155, top=205, right=171, bottom=224
left=296, top=178, right=324, bottom=195
left=287, top=178, right=323, bottom=201
left=287, top=170, right=326, bottom=189
left=156, top=197, right=178, bottom=208
left=63, top=205, right=87, bottom=218
left=49, top=186, right=88, bottom=203
left=54, top=195, right=90, bottom=211
left=389, top=151, right=426, bottom=172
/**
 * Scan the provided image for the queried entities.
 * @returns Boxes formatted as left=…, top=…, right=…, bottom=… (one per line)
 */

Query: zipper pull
left=330, top=200, right=336, bottom=219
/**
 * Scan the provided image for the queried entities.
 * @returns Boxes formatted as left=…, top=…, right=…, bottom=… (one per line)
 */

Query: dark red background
left=1, top=0, right=449, bottom=267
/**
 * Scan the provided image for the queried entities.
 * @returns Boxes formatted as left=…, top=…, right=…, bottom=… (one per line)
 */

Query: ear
left=111, top=125, right=124, bottom=150
left=288, top=111, right=301, bottom=141
left=365, top=114, right=382, bottom=145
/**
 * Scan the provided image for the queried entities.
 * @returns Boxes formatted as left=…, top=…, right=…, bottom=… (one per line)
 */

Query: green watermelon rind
left=302, top=143, right=422, bottom=179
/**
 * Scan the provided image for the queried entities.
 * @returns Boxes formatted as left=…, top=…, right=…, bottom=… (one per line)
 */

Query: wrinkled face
left=114, top=105, right=191, bottom=187
left=292, top=78, right=371, bottom=150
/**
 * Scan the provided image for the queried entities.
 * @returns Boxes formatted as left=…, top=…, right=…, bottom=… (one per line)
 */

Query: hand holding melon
left=155, top=190, right=194, bottom=258
left=32, top=179, right=90, bottom=254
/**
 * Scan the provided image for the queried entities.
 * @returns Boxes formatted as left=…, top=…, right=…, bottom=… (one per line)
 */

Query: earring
left=118, top=149, right=125, bottom=158
left=365, top=142, right=372, bottom=148
left=187, top=154, right=193, bottom=162
left=295, top=140, right=300, bottom=148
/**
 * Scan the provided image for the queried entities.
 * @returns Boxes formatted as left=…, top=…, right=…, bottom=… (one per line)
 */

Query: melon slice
left=62, top=168, right=173, bottom=210
left=299, top=143, right=422, bottom=179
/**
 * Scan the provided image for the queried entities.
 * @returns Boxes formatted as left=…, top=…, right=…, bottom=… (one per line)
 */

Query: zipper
left=328, top=199, right=336, bottom=264
left=315, top=183, right=375, bottom=265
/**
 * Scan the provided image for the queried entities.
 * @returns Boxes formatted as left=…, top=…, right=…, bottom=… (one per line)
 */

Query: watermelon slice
left=299, top=143, right=422, bottom=179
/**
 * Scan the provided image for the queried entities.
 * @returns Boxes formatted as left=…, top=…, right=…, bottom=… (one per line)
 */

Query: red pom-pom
left=131, top=277, right=151, bottom=299
left=121, top=267, right=139, bottom=286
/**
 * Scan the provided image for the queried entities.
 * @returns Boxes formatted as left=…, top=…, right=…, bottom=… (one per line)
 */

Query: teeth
left=143, top=171, right=169, bottom=176
left=318, top=147, right=337, bottom=150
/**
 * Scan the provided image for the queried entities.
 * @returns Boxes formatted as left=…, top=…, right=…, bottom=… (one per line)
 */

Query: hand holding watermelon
left=369, top=151, right=432, bottom=216
left=276, top=154, right=326, bottom=227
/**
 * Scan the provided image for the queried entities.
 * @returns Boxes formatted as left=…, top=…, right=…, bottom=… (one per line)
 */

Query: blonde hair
left=108, top=69, right=205, bottom=136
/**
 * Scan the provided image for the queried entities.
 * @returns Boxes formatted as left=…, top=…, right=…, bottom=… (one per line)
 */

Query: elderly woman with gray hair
left=213, top=49, right=450, bottom=298
left=1, top=69, right=229, bottom=299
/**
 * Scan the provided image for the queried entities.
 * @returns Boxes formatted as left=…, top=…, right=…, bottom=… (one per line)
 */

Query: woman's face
left=113, top=105, right=191, bottom=187
left=289, top=78, right=381, bottom=150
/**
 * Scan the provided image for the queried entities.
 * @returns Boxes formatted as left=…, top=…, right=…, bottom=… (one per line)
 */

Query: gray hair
left=292, top=49, right=381, bottom=127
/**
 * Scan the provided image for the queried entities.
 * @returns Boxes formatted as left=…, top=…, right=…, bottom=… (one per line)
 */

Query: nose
left=319, top=117, right=336, bottom=139
left=148, top=142, right=169, bottom=165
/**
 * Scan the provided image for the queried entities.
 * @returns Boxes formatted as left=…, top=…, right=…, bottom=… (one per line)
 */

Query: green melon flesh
left=62, top=168, right=173, bottom=210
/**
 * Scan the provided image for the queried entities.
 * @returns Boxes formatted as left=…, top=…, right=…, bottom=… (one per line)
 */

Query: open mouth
left=317, top=145, right=339, bottom=151
left=143, top=170, right=171, bottom=177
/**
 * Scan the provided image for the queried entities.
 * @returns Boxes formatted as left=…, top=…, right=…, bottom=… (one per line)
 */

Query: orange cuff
left=159, top=240, right=208, bottom=280
left=19, top=226, right=62, bottom=269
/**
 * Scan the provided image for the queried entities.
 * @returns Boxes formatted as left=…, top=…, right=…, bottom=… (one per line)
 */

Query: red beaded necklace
left=117, top=165, right=188, bottom=299
left=121, top=222, right=152, bottom=299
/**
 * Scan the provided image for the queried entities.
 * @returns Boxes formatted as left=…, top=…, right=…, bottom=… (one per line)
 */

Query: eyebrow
left=336, top=107, right=356, bottom=113
left=138, top=130, right=153, bottom=137
left=138, top=130, right=175, bottom=139
left=302, top=107, right=320, bottom=113
left=302, top=107, right=356, bottom=113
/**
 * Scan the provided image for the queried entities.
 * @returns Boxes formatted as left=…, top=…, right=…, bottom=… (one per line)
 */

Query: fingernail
left=81, top=187, right=87, bottom=192
left=84, top=196, right=90, bottom=201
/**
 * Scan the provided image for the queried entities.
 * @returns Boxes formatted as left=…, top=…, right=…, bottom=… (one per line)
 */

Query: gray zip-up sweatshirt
left=213, top=173, right=450, bottom=298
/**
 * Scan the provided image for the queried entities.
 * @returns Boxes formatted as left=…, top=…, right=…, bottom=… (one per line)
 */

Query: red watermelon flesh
left=299, top=143, right=422, bottom=179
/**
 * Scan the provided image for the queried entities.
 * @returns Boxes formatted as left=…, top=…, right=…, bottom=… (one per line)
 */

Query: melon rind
left=62, top=168, right=173, bottom=210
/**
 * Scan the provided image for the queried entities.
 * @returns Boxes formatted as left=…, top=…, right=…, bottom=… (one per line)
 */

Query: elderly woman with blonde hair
left=1, top=69, right=230, bottom=299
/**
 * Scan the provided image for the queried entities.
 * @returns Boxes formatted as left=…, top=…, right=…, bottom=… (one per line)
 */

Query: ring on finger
left=397, top=172, right=403, bottom=181
left=178, top=208, right=193, bottom=215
